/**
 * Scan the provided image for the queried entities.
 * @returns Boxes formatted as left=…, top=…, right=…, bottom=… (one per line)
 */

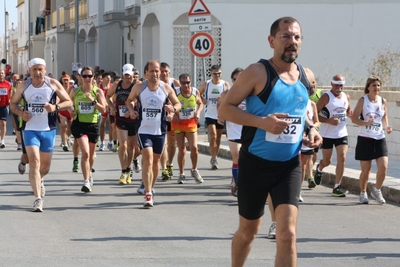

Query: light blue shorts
left=22, top=129, right=56, bottom=153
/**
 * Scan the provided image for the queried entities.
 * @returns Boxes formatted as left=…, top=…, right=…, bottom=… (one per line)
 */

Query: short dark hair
left=231, top=67, right=243, bottom=79
left=211, top=64, right=221, bottom=71
left=160, top=62, right=170, bottom=69
left=81, top=66, right=94, bottom=74
left=179, top=73, right=191, bottom=81
left=270, top=17, right=301, bottom=37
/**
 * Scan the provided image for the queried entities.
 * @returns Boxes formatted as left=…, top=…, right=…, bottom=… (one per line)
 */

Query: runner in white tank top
left=199, top=65, right=230, bottom=170
left=126, top=60, right=181, bottom=208
left=351, top=76, right=393, bottom=204
left=315, top=74, right=352, bottom=197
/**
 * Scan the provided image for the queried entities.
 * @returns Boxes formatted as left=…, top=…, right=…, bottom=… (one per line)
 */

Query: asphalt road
left=1, top=131, right=400, bottom=267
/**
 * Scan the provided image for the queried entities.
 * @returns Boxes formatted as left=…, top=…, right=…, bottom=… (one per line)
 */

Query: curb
left=196, top=141, right=400, bottom=204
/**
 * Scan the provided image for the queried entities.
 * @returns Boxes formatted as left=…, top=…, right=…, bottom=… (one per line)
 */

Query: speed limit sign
left=189, top=32, right=215, bottom=58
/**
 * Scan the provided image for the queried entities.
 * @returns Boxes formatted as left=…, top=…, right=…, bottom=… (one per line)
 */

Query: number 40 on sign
left=189, top=32, right=215, bottom=58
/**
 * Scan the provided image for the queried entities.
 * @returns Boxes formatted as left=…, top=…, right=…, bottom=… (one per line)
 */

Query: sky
left=0, top=1, right=18, bottom=37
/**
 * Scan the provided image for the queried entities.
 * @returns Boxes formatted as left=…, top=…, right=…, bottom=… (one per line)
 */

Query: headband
left=28, top=58, right=46, bottom=68
left=331, top=80, right=345, bottom=85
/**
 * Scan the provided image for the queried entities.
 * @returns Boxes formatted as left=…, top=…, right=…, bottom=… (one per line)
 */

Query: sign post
left=188, top=0, right=213, bottom=86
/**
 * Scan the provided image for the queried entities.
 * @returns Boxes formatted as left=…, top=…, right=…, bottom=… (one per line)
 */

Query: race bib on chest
left=118, top=105, right=128, bottom=117
left=180, top=108, right=195, bottom=120
left=0, top=88, right=7, bottom=95
left=28, top=103, right=47, bottom=117
left=365, top=122, right=381, bottom=133
left=265, top=116, right=302, bottom=144
left=208, top=97, right=218, bottom=105
left=143, top=108, right=161, bottom=120
left=78, top=102, right=94, bottom=114
left=336, top=113, right=346, bottom=122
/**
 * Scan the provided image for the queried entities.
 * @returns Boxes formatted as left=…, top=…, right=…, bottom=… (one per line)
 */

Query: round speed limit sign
left=189, top=32, right=215, bottom=58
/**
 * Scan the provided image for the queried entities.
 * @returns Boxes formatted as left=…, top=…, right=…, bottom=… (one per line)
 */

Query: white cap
left=122, top=64, right=134, bottom=76
left=28, top=58, right=46, bottom=68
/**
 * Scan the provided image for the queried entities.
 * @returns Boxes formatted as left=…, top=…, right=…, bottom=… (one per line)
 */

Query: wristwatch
left=56, top=104, right=61, bottom=111
left=92, top=100, right=98, bottom=106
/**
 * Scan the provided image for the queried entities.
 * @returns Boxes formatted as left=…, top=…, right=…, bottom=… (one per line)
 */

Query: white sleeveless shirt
left=204, top=80, right=225, bottom=119
left=137, top=81, right=168, bottom=135
left=319, top=91, right=348, bottom=138
left=358, top=95, right=385, bottom=139
left=23, top=77, right=57, bottom=131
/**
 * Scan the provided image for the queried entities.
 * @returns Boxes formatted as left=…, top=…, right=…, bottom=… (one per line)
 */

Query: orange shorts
left=171, top=118, right=197, bottom=134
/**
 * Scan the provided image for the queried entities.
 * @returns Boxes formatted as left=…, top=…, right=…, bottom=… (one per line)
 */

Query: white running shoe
left=359, top=192, right=369, bottom=204
left=191, top=169, right=203, bottom=184
left=370, top=188, right=386, bottom=204
left=267, top=222, right=276, bottom=239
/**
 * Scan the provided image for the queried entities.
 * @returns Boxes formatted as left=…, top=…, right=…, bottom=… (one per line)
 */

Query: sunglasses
left=212, top=72, right=221, bottom=75
left=181, top=81, right=191, bottom=85
left=82, top=74, right=93, bottom=79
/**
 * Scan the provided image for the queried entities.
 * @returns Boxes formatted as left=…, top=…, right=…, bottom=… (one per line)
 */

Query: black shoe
left=308, top=177, right=317, bottom=189
left=314, top=164, right=323, bottom=185
left=332, top=186, right=346, bottom=197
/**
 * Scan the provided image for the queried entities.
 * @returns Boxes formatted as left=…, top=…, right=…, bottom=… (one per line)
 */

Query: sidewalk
left=196, top=129, right=400, bottom=204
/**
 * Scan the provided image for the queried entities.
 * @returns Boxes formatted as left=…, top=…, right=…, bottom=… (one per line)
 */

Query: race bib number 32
left=265, top=116, right=302, bottom=144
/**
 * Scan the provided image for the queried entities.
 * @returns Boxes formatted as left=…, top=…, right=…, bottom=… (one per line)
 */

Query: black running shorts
left=237, top=149, right=302, bottom=220
left=355, top=136, right=388, bottom=161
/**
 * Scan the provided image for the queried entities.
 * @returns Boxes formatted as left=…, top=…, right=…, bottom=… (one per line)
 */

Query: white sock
left=84, top=180, right=90, bottom=186
left=334, top=184, right=340, bottom=188
left=374, top=187, right=381, bottom=192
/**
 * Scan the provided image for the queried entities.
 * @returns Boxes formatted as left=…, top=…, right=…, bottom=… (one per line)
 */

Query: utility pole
left=75, top=0, right=79, bottom=64
left=4, top=0, right=6, bottom=63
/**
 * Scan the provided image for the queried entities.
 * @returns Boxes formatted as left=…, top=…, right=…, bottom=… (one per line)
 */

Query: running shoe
left=231, top=178, right=238, bottom=197
left=99, top=143, right=105, bottom=151
left=17, top=144, right=22, bottom=150
left=67, top=138, right=73, bottom=147
left=307, top=177, right=317, bottom=188
left=370, top=188, right=386, bottom=204
left=119, top=172, right=128, bottom=185
left=132, top=159, right=141, bottom=173
left=113, top=144, right=119, bottom=152
left=0, top=143, right=5, bottom=149
left=299, top=191, right=304, bottom=203
left=40, top=182, right=45, bottom=198
left=167, top=164, right=173, bottom=178
left=177, top=174, right=186, bottom=184
left=161, top=169, right=170, bottom=181
left=143, top=192, right=154, bottom=208
left=18, top=161, right=26, bottom=175
left=314, top=164, right=323, bottom=185
left=126, top=172, right=132, bottom=184
left=63, top=144, right=69, bottom=152
left=210, top=158, right=218, bottom=170
left=137, top=182, right=145, bottom=194
left=191, top=169, right=204, bottom=184
left=332, top=185, right=346, bottom=197
left=81, top=183, right=92, bottom=193
left=359, top=191, right=369, bottom=204
left=267, top=222, right=276, bottom=239
left=107, top=142, right=114, bottom=151
left=89, top=173, right=94, bottom=187
left=32, top=198, right=44, bottom=212
left=72, top=160, right=79, bottom=172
